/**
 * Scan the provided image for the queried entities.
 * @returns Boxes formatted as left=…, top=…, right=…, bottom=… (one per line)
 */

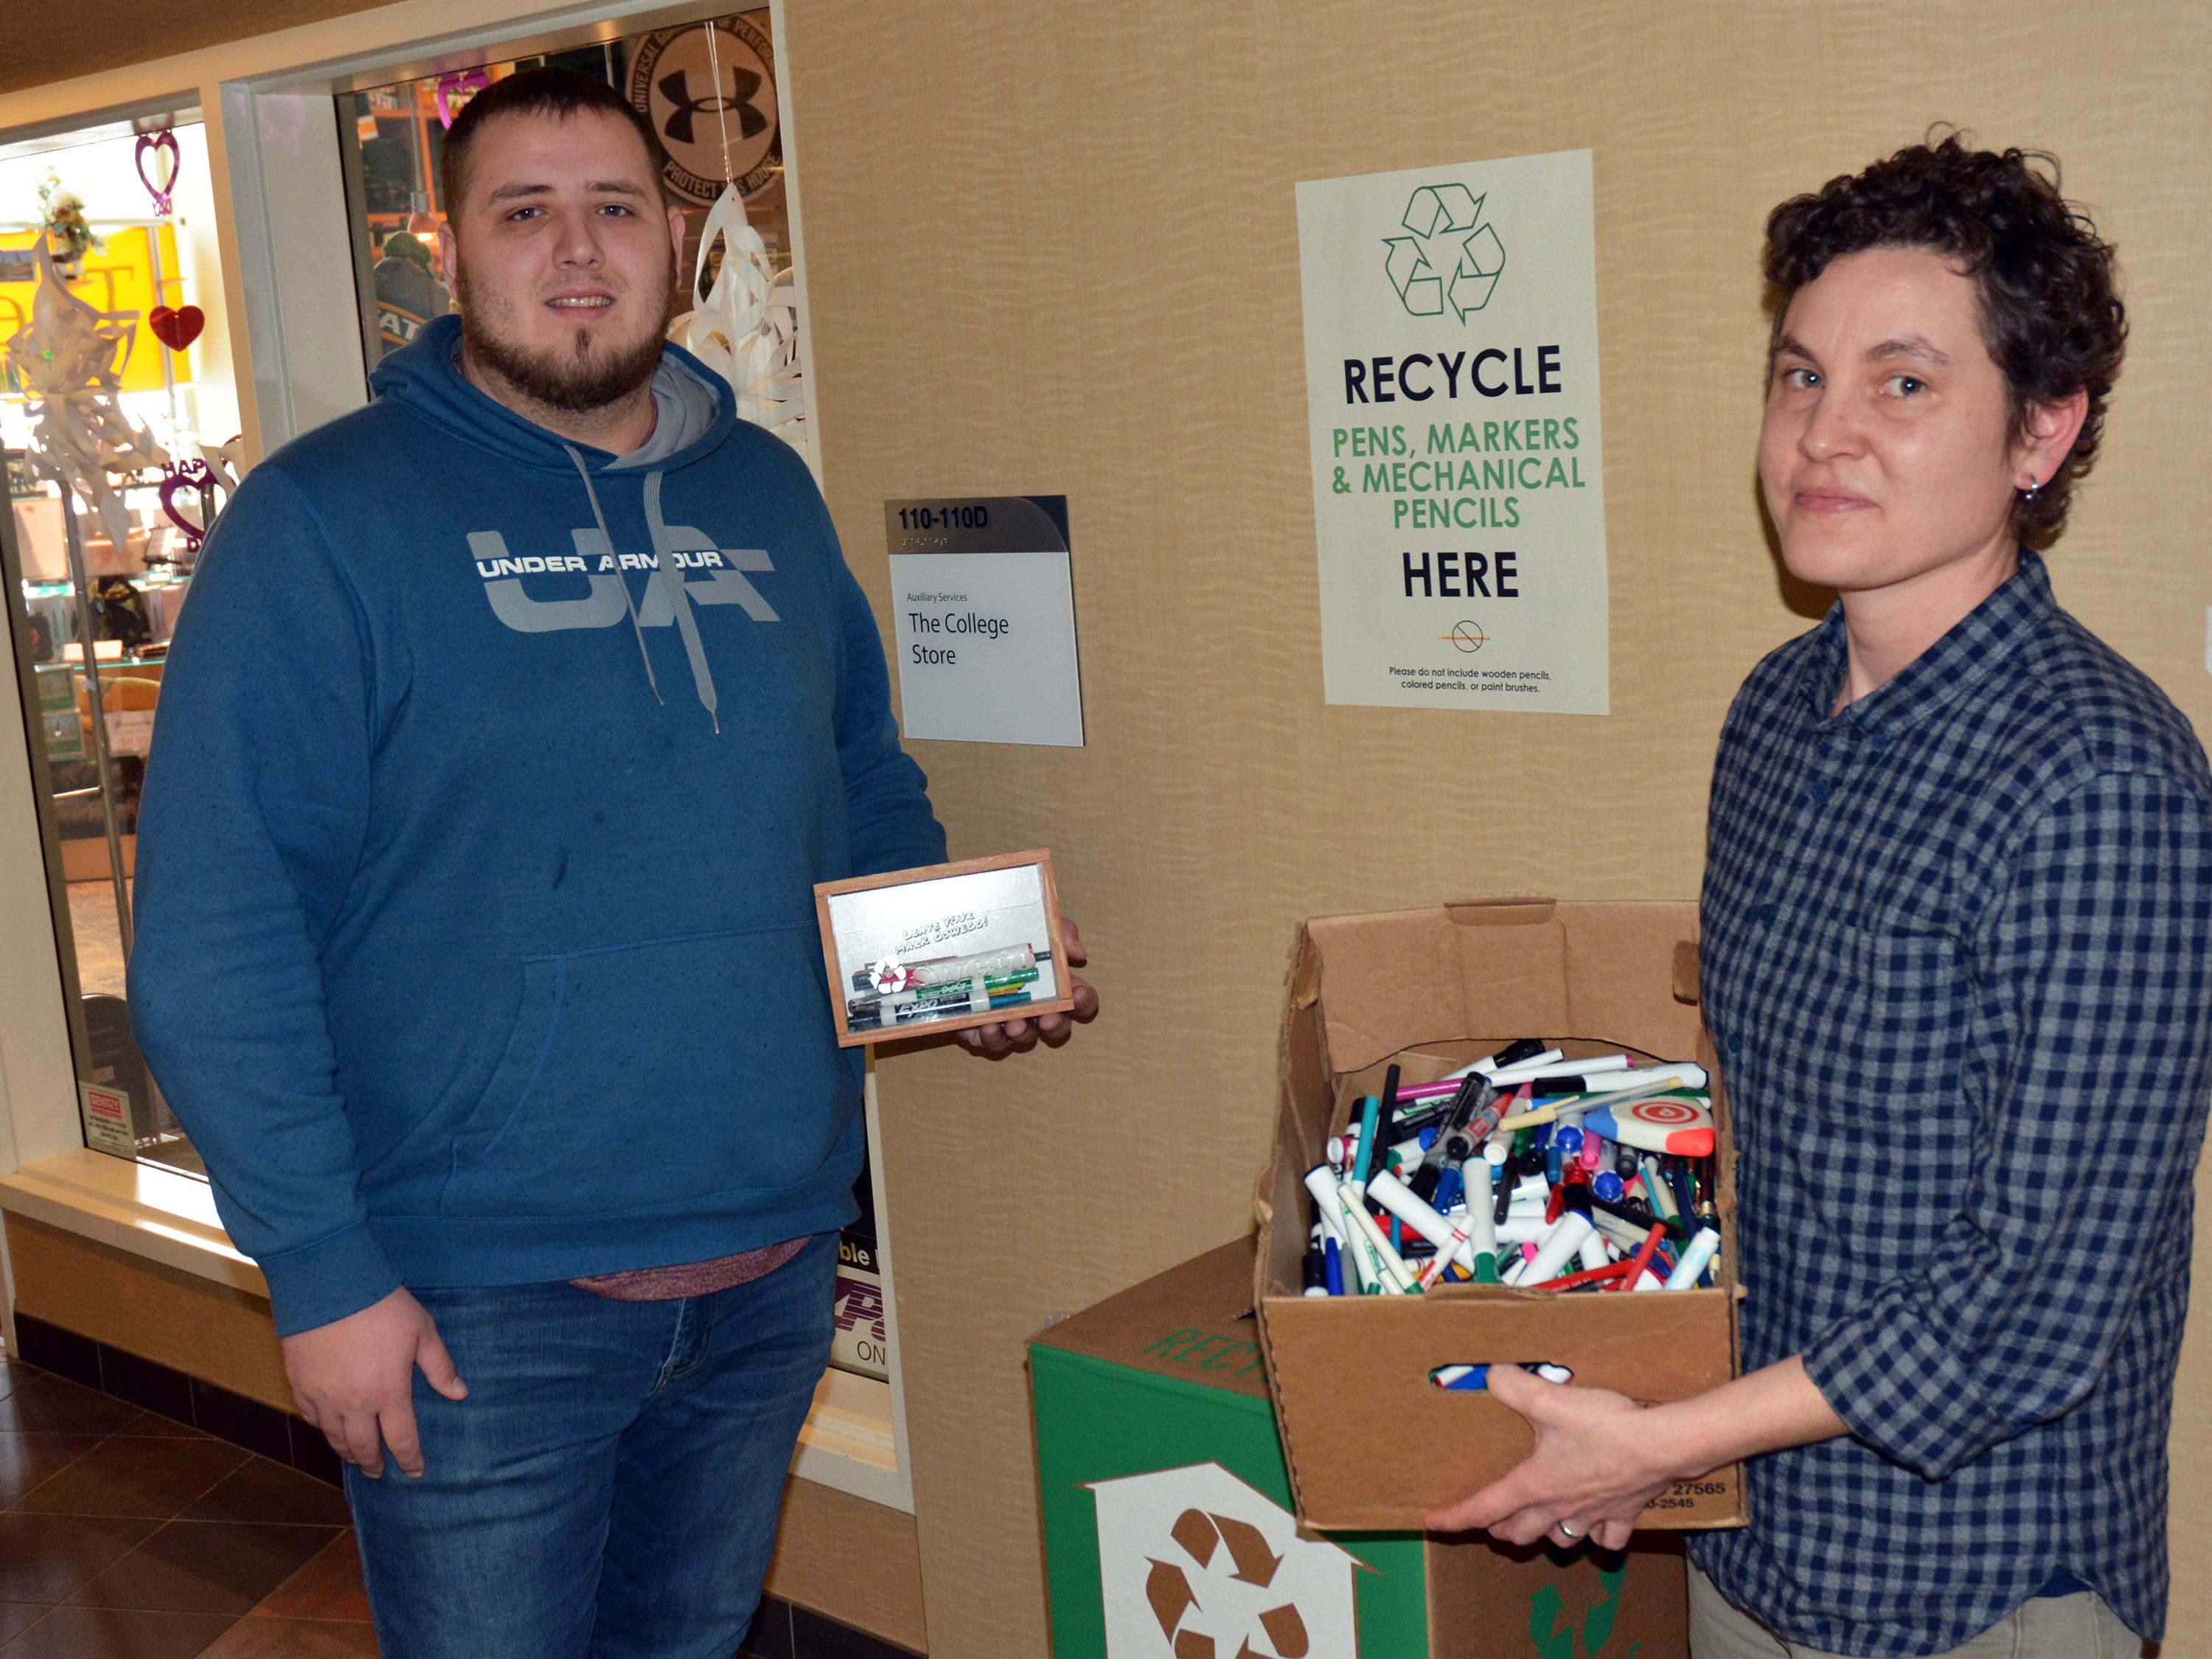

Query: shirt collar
left=1799, top=548, right=2054, bottom=737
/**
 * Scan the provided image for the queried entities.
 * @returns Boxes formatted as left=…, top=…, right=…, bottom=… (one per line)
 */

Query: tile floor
left=0, top=1347, right=372, bottom=1656
left=1, top=1350, right=879, bottom=1658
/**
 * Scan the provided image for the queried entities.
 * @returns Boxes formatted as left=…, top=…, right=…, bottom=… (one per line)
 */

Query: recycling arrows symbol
left=1143, top=1508, right=1310, bottom=1659
left=1383, top=183, right=1506, bottom=321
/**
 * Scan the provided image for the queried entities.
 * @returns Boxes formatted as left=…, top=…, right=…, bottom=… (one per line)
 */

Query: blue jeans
left=345, top=1234, right=836, bottom=1659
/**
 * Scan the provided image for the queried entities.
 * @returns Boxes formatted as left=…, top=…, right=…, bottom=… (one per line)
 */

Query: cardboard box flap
left=1307, top=905, right=1570, bottom=1075
left=1305, top=901, right=1703, bottom=1077
left=1031, top=1238, right=1269, bottom=1401
left=1557, top=904, right=1707, bottom=1058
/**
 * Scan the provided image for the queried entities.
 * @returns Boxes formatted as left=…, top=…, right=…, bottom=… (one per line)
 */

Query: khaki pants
left=1689, top=1562, right=2146, bottom=1659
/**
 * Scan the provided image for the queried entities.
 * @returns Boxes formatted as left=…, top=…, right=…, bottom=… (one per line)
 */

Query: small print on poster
left=1296, top=148, right=1610, bottom=714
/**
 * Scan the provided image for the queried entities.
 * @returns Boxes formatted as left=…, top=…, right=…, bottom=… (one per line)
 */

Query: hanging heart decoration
left=135, top=131, right=181, bottom=217
left=148, top=305, right=204, bottom=352
left=158, top=459, right=214, bottom=551
left=436, top=69, right=490, bottom=130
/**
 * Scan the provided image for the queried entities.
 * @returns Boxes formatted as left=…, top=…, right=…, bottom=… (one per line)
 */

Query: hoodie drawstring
left=563, top=445, right=726, bottom=734
left=644, top=470, right=722, bottom=734
left=564, top=443, right=664, bottom=713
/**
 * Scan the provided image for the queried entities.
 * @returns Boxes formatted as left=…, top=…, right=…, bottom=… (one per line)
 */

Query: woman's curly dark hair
left=1763, top=132, right=2126, bottom=549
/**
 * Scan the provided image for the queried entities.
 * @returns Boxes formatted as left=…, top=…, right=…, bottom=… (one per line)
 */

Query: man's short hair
left=438, top=66, right=672, bottom=227
left=1763, top=132, right=2126, bottom=549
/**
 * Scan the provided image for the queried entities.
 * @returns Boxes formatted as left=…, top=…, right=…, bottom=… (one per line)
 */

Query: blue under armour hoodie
left=129, top=316, right=945, bottom=1336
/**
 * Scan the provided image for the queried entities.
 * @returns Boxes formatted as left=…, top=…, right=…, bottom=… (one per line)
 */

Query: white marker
left=1583, top=1062, right=1708, bottom=1093
left=1465, top=1048, right=1565, bottom=1083
left=1506, top=1212, right=1595, bottom=1287
left=1495, top=1215, right=1558, bottom=1245
left=1492, top=1051, right=1633, bottom=1085
left=1303, top=1165, right=1348, bottom=1252
left=1664, top=1225, right=1722, bottom=1290
left=1465, top=1151, right=1498, bottom=1274
left=1366, top=1168, right=1473, bottom=1286
left=1340, top=1183, right=1419, bottom=1293
left=1588, top=1208, right=1661, bottom=1257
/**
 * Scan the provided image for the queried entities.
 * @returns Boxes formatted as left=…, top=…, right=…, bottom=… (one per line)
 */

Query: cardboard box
left=1032, top=1236, right=1688, bottom=1658
left=1253, top=899, right=1747, bottom=1533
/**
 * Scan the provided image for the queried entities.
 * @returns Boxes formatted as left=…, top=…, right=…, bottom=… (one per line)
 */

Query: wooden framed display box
left=815, top=849, right=1074, bottom=1047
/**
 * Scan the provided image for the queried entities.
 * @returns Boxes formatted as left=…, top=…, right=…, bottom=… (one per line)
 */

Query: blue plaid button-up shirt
left=1688, top=551, right=2212, bottom=1656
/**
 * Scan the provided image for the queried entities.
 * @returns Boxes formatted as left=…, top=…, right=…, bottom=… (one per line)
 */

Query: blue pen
left=1667, top=1158, right=1699, bottom=1222
left=1433, top=1166, right=1464, bottom=1214
left=1548, top=1125, right=1581, bottom=1186
left=1324, top=1237, right=1346, bottom=1296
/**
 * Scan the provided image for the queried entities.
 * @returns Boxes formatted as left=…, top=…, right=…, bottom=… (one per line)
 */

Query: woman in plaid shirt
left=1430, top=137, right=2212, bottom=1658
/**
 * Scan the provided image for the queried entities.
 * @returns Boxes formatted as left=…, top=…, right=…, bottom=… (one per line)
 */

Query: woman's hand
left=1425, top=1354, right=1846, bottom=1550
left=1424, top=1364, right=1681, bottom=1550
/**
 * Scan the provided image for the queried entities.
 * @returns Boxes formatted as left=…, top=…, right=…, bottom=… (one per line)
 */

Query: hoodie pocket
left=440, top=922, right=857, bottom=1219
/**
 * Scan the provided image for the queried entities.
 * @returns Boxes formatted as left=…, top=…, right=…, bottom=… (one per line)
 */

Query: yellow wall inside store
left=781, top=2, right=2212, bottom=1653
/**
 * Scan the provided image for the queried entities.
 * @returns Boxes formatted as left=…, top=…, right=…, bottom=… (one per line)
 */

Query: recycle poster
left=1295, top=149, right=1610, bottom=714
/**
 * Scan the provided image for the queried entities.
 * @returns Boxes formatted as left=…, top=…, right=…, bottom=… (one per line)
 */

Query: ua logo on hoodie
left=467, top=478, right=778, bottom=635
left=470, top=528, right=777, bottom=633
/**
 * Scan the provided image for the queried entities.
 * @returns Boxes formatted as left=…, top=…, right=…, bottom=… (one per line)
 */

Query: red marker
left=1611, top=1221, right=1667, bottom=1292
left=1528, top=1259, right=1637, bottom=1293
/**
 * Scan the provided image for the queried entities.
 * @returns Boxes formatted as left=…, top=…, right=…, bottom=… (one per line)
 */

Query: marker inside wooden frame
left=850, top=942, right=1052, bottom=993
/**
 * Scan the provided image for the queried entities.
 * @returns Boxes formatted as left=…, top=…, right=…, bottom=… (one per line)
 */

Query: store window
left=2, top=114, right=241, bottom=1177
left=338, top=11, right=793, bottom=391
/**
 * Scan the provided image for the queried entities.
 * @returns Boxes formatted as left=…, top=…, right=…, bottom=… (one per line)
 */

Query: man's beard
left=455, top=265, right=667, bottom=414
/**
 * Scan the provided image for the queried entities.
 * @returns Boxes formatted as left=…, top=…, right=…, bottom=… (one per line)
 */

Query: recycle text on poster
left=1296, top=148, right=1609, bottom=713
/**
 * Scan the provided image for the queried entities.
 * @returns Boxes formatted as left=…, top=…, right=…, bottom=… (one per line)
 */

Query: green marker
left=1352, top=1096, right=1380, bottom=1188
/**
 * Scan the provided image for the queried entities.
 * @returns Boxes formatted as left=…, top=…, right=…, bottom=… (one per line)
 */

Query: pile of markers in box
left=1303, top=1038, right=1724, bottom=1301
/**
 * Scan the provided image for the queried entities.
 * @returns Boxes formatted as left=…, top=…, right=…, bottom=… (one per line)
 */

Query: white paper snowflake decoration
left=5, top=243, right=169, bottom=549
left=667, top=182, right=811, bottom=467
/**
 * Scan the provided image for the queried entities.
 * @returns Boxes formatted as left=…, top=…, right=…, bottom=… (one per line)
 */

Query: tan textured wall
left=780, top=4, right=2212, bottom=1653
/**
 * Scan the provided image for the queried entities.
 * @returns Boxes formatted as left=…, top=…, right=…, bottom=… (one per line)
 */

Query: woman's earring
left=2022, top=475, right=2042, bottom=502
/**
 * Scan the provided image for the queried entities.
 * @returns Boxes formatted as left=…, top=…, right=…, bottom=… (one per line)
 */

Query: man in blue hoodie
left=128, top=68, right=1085, bottom=1659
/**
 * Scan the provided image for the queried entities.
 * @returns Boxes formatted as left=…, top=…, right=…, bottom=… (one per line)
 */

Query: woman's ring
left=1556, top=1522, right=1582, bottom=1540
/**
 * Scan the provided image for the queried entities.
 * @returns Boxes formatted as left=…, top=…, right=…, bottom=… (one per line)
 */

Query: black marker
left=1488, top=1038, right=1551, bottom=1071
left=1585, top=1189, right=1695, bottom=1243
